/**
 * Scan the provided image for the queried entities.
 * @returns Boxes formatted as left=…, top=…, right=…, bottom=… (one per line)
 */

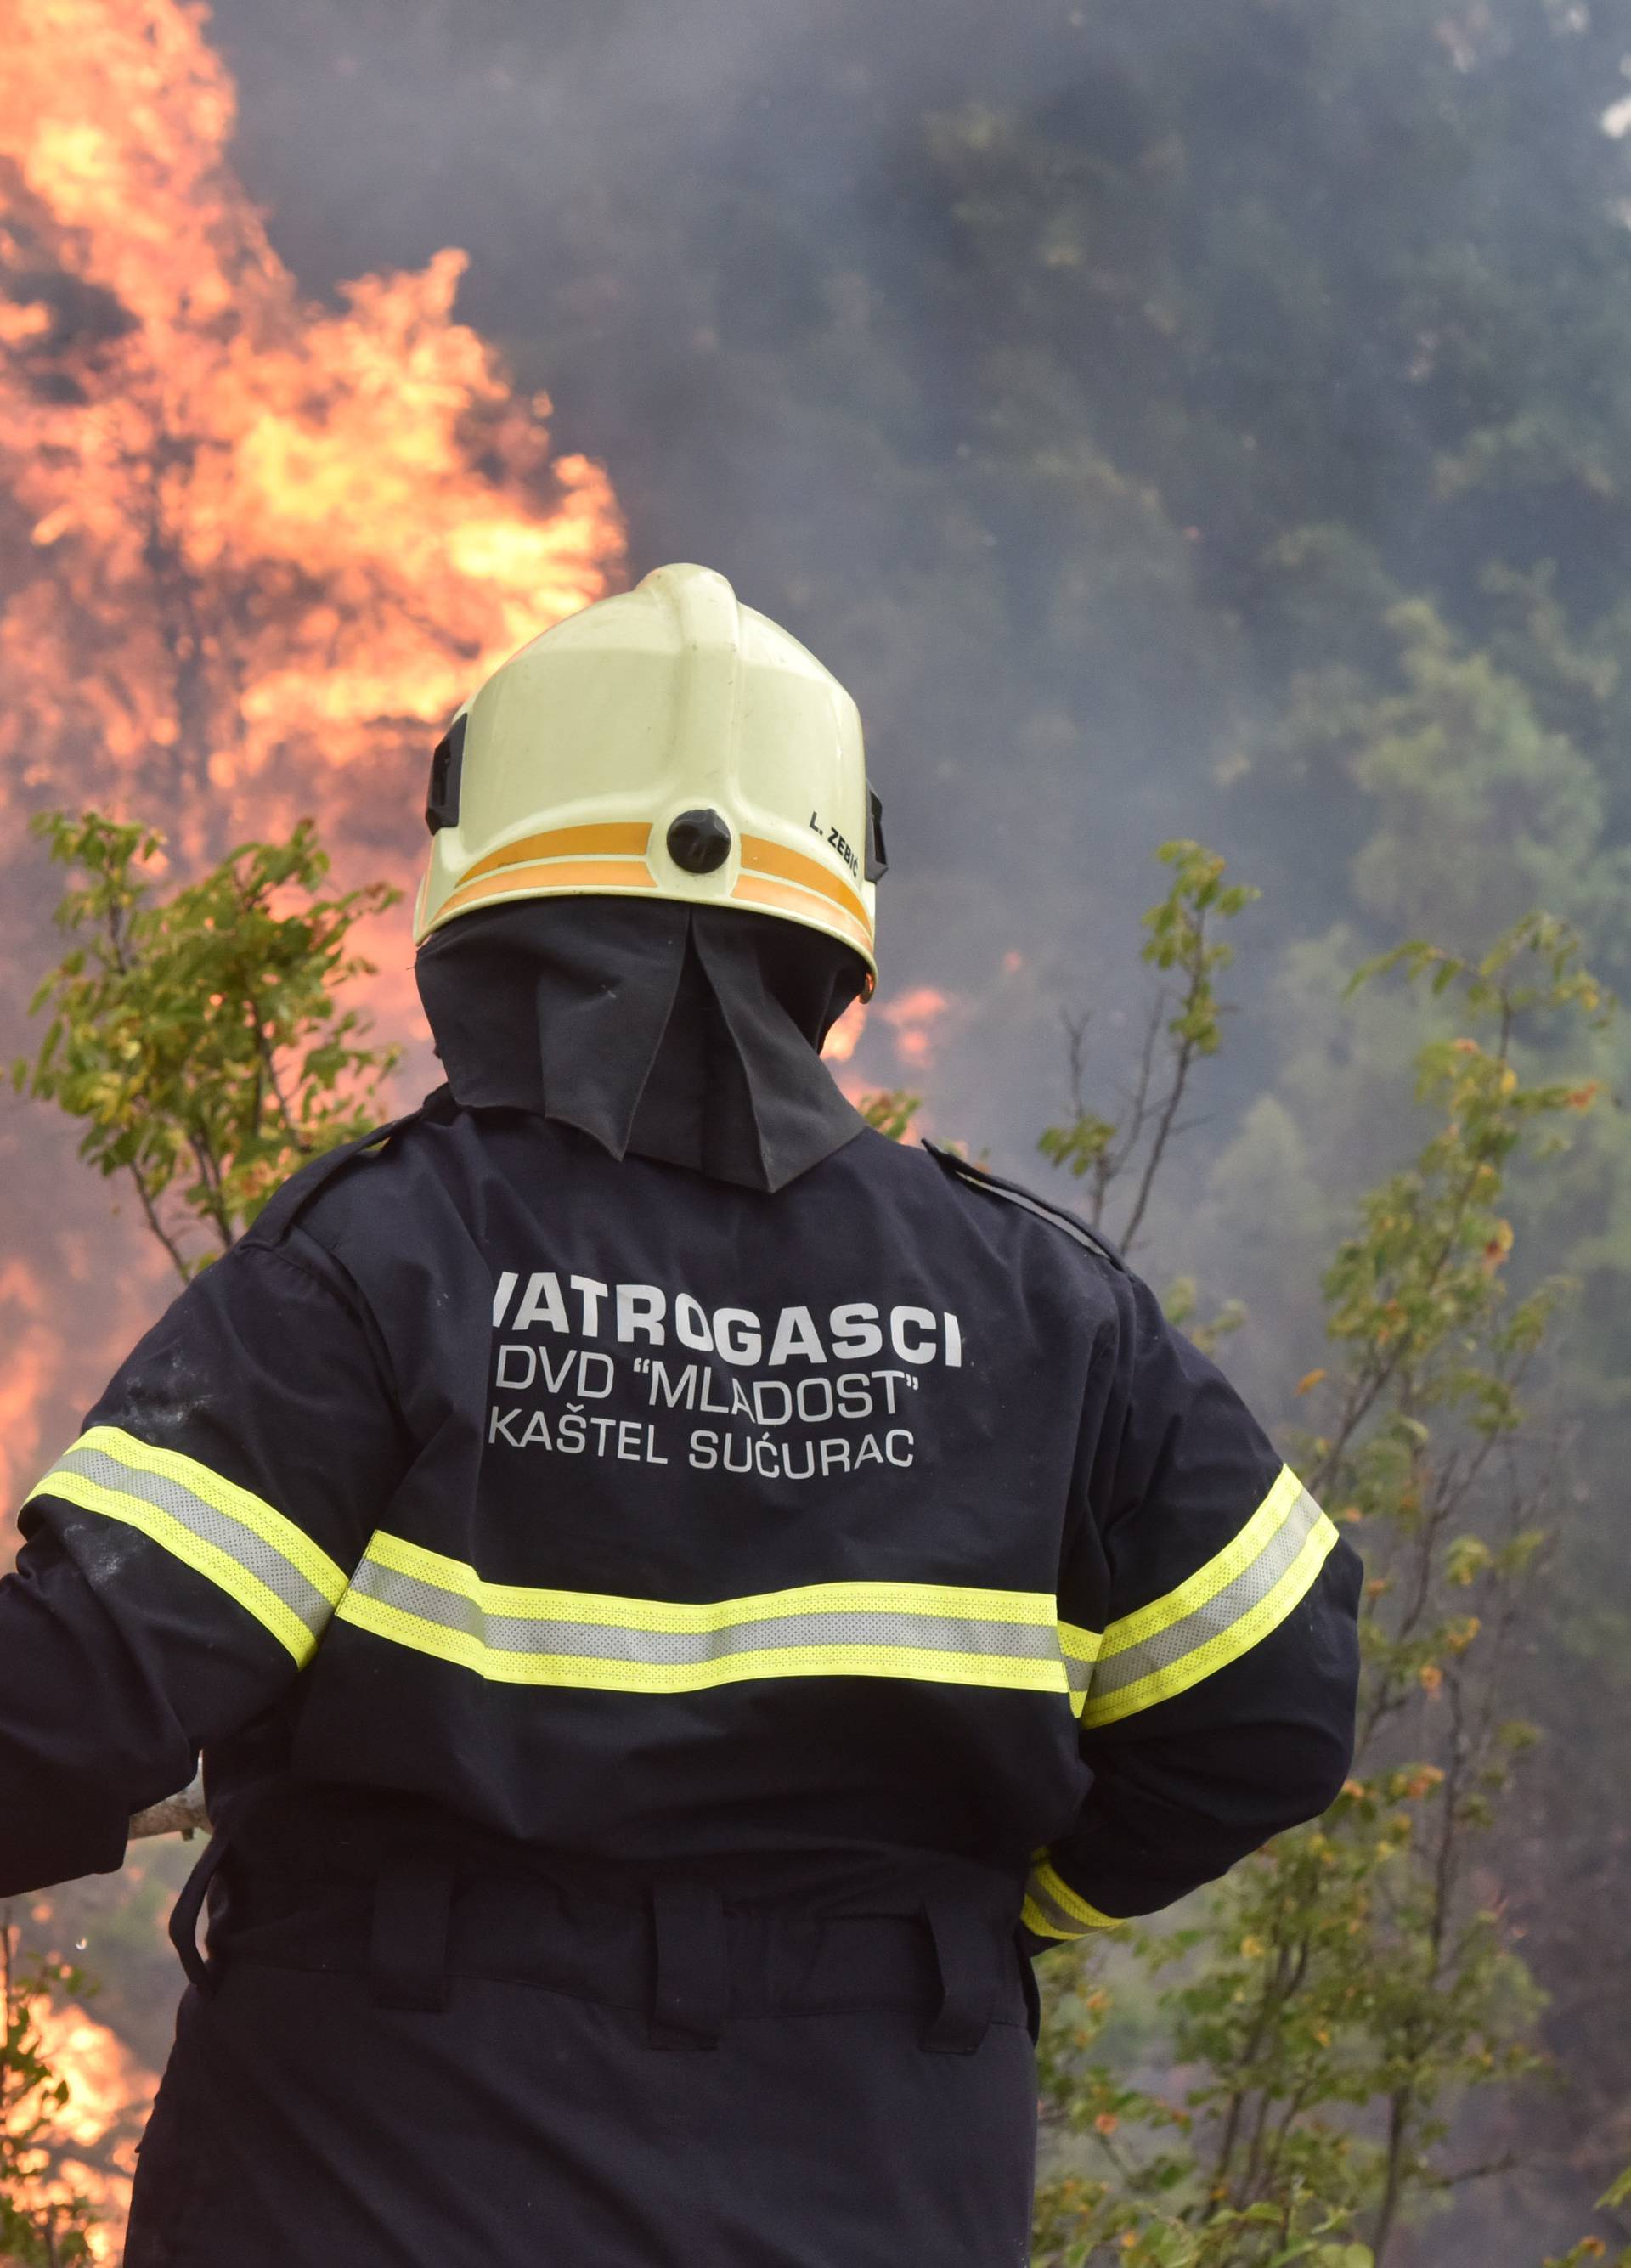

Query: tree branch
left=128, top=1774, right=208, bottom=1842
left=127, top=1164, right=192, bottom=1287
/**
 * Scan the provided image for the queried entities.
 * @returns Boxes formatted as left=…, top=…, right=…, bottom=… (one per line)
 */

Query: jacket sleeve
left=1023, top=1267, right=1363, bottom=1947
left=0, top=1227, right=411, bottom=1894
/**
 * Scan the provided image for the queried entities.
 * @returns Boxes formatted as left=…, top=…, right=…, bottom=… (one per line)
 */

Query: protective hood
left=414, top=898, right=868, bottom=1193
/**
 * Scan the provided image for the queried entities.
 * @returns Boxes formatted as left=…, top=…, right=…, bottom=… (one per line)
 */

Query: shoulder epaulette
left=242, top=1086, right=456, bottom=1249
left=921, top=1139, right=1126, bottom=1272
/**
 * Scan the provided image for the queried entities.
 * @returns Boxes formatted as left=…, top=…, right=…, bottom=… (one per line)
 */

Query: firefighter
left=1, top=564, right=1360, bottom=2266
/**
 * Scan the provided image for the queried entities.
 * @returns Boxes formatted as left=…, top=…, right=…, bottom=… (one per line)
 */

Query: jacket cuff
left=1019, top=1853, right=1126, bottom=1943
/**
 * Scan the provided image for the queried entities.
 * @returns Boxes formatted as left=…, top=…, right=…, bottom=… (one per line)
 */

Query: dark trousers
left=127, top=1848, right=1040, bottom=2266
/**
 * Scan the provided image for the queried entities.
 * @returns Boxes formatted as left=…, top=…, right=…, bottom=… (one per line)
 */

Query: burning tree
left=0, top=0, right=622, bottom=865
left=0, top=0, right=624, bottom=1509
left=0, top=3, right=625, bottom=2251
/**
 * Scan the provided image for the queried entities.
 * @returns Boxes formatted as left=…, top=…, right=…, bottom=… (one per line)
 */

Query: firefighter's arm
left=1024, top=1270, right=1362, bottom=1947
left=0, top=1232, right=409, bottom=1895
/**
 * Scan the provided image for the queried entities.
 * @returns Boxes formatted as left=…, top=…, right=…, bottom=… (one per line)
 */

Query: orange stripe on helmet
left=460, top=822, right=653, bottom=888
left=731, top=872, right=874, bottom=956
left=738, top=834, right=872, bottom=929
left=434, top=857, right=657, bottom=925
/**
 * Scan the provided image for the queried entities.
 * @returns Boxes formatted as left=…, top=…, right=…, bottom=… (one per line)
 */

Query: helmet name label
left=809, top=809, right=861, bottom=882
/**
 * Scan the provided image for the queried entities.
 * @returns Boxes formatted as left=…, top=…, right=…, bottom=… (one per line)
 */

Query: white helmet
left=414, top=563, right=883, bottom=992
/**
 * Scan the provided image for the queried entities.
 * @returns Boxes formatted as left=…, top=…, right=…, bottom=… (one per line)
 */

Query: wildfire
left=0, top=9, right=625, bottom=2253
left=822, top=986, right=957, bottom=1082
left=0, top=0, right=626, bottom=1429
left=821, top=996, right=867, bottom=1063
left=17, top=1997, right=158, bottom=2262
left=0, top=1260, right=59, bottom=1512
left=0, top=0, right=624, bottom=868
left=878, top=984, right=951, bottom=1065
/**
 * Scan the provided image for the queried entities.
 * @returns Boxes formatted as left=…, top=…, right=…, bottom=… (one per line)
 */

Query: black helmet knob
left=666, top=807, right=733, bottom=874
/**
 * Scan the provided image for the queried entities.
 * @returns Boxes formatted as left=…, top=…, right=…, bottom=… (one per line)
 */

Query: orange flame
left=0, top=1261, right=63, bottom=1510
left=878, top=986, right=950, bottom=1028
left=823, top=987, right=957, bottom=1075
left=878, top=984, right=951, bottom=1066
left=0, top=0, right=626, bottom=1463
left=821, top=996, right=867, bottom=1063
left=12, top=1996, right=158, bottom=2261
left=0, top=0, right=624, bottom=864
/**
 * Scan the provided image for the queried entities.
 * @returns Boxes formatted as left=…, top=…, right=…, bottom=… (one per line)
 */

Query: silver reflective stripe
left=347, top=1558, right=1064, bottom=1667
left=54, top=1444, right=335, bottom=1643
left=1025, top=1870, right=1088, bottom=1938
left=1089, top=1485, right=1324, bottom=1704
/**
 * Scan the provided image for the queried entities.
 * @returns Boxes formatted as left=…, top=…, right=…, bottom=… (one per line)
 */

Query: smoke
left=183, top=0, right=1406, bottom=1170
left=200, top=0, right=1252, bottom=1123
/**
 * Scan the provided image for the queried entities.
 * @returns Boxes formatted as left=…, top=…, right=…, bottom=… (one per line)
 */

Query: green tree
left=1038, top=838, right=1260, bottom=1255
left=14, top=811, right=402, bottom=1282
left=3, top=810, right=406, bottom=2248
left=1030, top=877, right=1611, bottom=2265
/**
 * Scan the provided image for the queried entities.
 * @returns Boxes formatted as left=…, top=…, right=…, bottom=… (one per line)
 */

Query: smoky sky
left=192, top=1, right=1631, bottom=1193
left=195, top=2, right=1259, bottom=1153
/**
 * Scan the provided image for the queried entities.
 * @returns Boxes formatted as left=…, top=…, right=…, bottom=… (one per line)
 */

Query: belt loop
left=370, top=1852, right=455, bottom=2012
left=923, top=1897, right=1000, bottom=2055
left=648, top=1881, right=727, bottom=2051
left=169, top=1832, right=231, bottom=1995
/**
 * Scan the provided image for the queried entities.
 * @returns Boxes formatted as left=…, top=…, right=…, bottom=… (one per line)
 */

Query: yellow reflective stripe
left=26, top=1425, right=347, bottom=1667
left=1036, top=1861, right=1120, bottom=1929
left=338, top=1594, right=1073, bottom=1695
left=1058, top=1616, right=1101, bottom=1718
left=37, top=1468, right=316, bottom=1664
left=353, top=1533, right=1058, bottom=1632
left=336, top=1532, right=1075, bottom=1696
left=1023, top=1859, right=1122, bottom=1939
left=66, top=1427, right=348, bottom=1601
left=1098, top=1464, right=1304, bottom=1662
left=1082, top=1485, right=1337, bottom=1729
